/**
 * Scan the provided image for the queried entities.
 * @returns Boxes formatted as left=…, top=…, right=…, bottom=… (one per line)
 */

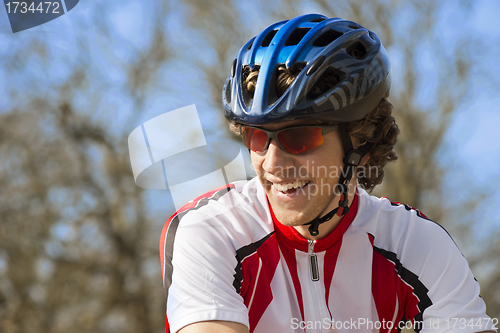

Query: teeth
left=273, top=180, right=309, bottom=192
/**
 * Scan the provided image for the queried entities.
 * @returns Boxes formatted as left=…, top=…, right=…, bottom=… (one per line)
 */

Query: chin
left=274, top=213, right=304, bottom=226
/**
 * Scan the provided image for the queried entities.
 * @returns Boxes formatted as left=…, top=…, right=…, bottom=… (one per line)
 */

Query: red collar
left=270, top=192, right=359, bottom=252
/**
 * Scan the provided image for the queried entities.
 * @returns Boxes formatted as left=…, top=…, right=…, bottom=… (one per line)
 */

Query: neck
left=293, top=181, right=357, bottom=240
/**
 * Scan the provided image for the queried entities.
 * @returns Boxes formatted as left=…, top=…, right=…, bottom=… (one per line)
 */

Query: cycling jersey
left=159, top=177, right=496, bottom=333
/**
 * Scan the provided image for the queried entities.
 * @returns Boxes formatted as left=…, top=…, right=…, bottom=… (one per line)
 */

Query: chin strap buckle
left=308, top=223, right=320, bottom=237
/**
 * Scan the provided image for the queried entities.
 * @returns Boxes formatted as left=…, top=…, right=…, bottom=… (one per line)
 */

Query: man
left=160, top=14, right=497, bottom=333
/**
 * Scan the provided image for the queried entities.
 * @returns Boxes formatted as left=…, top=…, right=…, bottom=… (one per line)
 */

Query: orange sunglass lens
left=244, top=128, right=268, bottom=152
left=278, top=127, right=324, bottom=154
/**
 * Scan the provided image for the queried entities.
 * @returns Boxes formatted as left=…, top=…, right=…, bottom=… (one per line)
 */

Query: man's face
left=250, top=120, right=345, bottom=227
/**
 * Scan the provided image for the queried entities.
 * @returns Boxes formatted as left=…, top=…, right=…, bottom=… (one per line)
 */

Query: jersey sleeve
left=163, top=209, right=249, bottom=333
left=400, top=214, right=497, bottom=333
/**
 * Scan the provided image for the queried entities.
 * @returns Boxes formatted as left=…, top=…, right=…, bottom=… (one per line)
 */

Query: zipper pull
left=308, top=240, right=319, bottom=282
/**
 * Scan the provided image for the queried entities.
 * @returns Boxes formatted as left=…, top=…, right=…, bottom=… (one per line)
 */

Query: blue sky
left=441, top=0, right=500, bottom=177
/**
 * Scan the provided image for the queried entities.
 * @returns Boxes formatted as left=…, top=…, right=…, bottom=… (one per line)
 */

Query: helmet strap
left=305, top=123, right=374, bottom=236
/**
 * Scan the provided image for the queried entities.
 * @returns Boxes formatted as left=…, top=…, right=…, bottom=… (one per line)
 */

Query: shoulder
left=160, top=177, right=274, bottom=255
left=353, top=188, right=472, bottom=290
left=353, top=188, right=466, bottom=274
left=353, top=188, right=454, bottom=249
left=170, top=177, right=270, bottom=227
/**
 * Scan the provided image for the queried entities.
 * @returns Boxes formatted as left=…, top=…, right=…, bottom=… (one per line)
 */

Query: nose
left=261, top=139, right=295, bottom=177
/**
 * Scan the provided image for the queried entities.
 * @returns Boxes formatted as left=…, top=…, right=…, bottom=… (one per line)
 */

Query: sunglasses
left=241, top=124, right=339, bottom=154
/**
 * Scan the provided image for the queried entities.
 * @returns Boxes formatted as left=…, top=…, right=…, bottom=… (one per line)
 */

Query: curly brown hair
left=230, top=66, right=399, bottom=192
left=347, top=98, right=398, bottom=191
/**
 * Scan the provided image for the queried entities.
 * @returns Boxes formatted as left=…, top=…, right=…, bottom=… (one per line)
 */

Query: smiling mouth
left=272, top=180, right=311, bottom=194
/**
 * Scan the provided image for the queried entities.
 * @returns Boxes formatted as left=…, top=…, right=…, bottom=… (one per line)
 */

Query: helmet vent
left=348, top=24, right=361, bottom=30
left=225, top=79, right=232, bottom=104
left=307, top=67, right=343, bottom=100
left=310, top=18, right=326, bottom=22
left=231, top=59, right=237, bottom=77
left=247, top=41, right=254, bottom=50
left=261, top=30, right=278, bottom=47
left=346, top=41, right=367, bottom=59
left=285, top=27, right=311, bottom=46
left=241, top=65, right=260, bottom=107
left=312, top=30, right=344, bottom=47
left=267, top=63, right=306, bottom=106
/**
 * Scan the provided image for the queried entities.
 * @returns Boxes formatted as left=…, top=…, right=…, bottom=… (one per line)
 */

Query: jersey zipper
left=306, top=239, right=323, bottom=333
left=308, top=240, right=319, bottom=282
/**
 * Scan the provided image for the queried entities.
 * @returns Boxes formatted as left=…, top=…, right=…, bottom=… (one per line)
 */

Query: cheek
left=308, top=143, right=344, bottom=179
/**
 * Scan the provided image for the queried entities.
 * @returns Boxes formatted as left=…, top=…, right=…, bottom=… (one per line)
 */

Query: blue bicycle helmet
left=223, top=13, right=390, bottom=125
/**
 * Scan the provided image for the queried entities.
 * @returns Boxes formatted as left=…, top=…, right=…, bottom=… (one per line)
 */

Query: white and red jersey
left=159, top=178, right=496, bottom=333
